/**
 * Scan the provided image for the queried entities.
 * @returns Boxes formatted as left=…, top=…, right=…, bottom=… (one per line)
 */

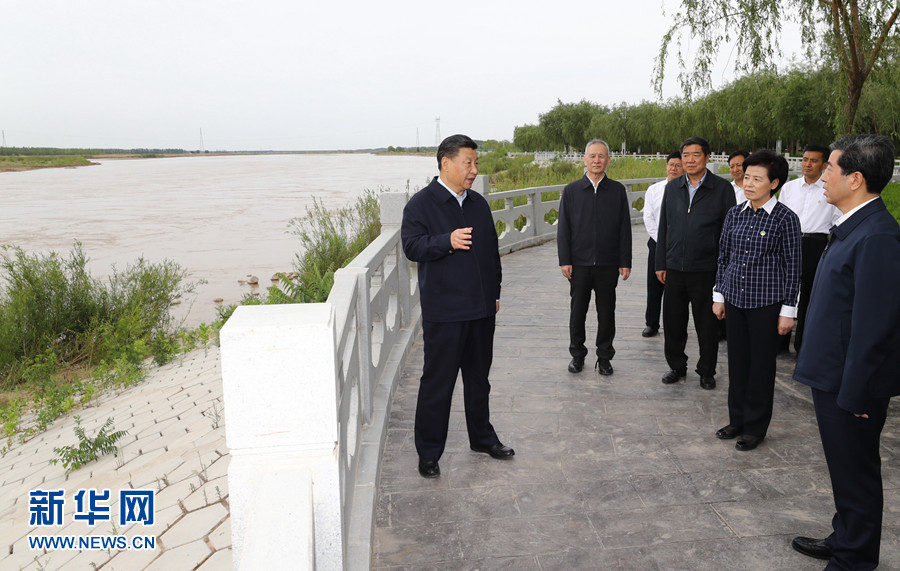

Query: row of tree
left=0, top=147, right=189, bottom=156
left=514, top=61, right=900, bottom=155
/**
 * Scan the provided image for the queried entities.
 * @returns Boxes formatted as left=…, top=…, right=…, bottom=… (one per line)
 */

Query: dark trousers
left=782, top=234, right=828, bottom=353
left=813, top=389, right=890, bottom=570
left=662, top=269, right=718, bottom=376
left=415, top=316, right=499, bottom=461
left=724, top=302, right=781, bottom=436
left=569, top=265, right=619, bottom=360
left=645, top=238, right=664, bottom=328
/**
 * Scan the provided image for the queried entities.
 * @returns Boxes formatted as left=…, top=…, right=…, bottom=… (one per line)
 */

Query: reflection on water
left=0, top=153, right=437, bottom=327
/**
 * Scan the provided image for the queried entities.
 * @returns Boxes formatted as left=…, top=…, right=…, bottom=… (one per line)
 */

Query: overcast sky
left=1, top=1, right=807, bottom=151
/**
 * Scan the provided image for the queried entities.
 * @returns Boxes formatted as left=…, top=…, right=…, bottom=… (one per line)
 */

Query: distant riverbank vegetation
left=0, top=155, right=95, bottom=171
left=0, top=146, right=195, bottom=173
left=0, top=146, right=189, bottom=156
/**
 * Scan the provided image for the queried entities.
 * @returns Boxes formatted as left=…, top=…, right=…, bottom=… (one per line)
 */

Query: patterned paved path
left=0, top=349, right=230, bottom=570
left=372, top=229, right=900, bottom=570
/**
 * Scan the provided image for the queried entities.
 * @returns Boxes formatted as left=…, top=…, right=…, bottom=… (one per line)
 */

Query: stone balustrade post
left=380, top=192, right=412, bottom=325
left=222, top=304, right=343, bottom=570
left=473, top=173, right=489, bottom=195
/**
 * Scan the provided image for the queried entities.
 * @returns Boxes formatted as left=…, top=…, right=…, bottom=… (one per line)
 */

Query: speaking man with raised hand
left=401, top=134, right=514, bottom=479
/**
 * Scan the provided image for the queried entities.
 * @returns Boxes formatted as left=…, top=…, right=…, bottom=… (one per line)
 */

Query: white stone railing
left=230, top=166, right=849, bottom=569
left=480, top=174, right=661, bottom=256
left=221, top=192, right=420, bottom=570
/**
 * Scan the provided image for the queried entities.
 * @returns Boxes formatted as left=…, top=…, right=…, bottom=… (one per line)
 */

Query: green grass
left=0, top=155, right=93, bottom=171
left=883, top=183, right=900, bottom=223
left=480, top=153, right=668, bottom=232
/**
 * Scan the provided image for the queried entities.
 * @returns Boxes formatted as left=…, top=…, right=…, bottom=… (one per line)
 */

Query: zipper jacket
left=557, top=175, right=632, bottom=268
left=655, top=169, right=736, bottom=273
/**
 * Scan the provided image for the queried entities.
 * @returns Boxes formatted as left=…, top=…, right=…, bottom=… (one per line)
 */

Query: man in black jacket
left=655, top=136, right=736, bottom=389
left=401, top=134, right=514, bottom=479
left=557, top=139, right=632, bottom=375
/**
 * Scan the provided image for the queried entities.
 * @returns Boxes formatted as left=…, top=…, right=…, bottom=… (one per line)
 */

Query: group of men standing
left=401, top=133, right=899, bottom=570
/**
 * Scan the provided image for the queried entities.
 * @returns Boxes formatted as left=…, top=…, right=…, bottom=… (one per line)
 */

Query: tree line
left=514, top=62, right=900, bottom=155
left=0, top=147, right=189, bottom=156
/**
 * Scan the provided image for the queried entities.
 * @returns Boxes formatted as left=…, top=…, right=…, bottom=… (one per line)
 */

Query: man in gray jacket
left=655, top=136, right=736, bottom=389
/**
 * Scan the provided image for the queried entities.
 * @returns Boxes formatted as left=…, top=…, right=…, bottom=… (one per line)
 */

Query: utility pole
left=200, top=128, right=205, bottom=153
left=416, top=128, right=420, bottom=152
left=434, top=117, right=440, bottom=146
left=1, top=130, right=5, bottom=147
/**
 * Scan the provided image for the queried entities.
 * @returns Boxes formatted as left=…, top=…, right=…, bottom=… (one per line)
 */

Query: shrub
left=51, top=416, right=127, bottom=473
left=0, top=243, right=194, bottom=386
left=249, top=189, right=382, bottom=305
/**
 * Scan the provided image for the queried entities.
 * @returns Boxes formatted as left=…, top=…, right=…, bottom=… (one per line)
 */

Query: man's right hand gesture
left=451, top=227, right=473, bottom=250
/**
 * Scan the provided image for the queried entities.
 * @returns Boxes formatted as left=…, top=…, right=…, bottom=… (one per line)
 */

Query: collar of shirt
left=740, top=194, right=778, bottom=214
left=686, top=171, right=707, bottom=204
left=438, top=176, right=467, bottom=206
left=686, top=171, right=707, bottom=191
left=835, top=196, right=880, bottom=226
left=585, top=173, right=605, bottom=191
left=802, top=175, right=825, bottom=189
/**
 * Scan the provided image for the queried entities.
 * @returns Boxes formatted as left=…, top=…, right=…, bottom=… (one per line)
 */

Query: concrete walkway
left=372, top=231, right=900, bottom=570
left=0, top=348, right=230, bottom=571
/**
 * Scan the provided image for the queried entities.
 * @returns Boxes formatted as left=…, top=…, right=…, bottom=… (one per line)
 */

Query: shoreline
left=0, top=150, right=410, bottom=173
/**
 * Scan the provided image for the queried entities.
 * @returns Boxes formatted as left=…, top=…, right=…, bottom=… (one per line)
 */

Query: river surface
left=0, top=154, right=437, bottom=327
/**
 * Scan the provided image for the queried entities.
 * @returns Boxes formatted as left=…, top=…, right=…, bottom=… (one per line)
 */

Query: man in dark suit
left=791, top=134, right=900, bottom=569
left=655, top=136, right=737, bottom=390
left=557, top=139, right=632, bottom=376
left=401, top=134, right=514, bottom=479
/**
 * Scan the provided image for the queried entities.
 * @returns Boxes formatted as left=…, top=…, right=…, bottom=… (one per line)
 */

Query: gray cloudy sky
left=1, top=1, right=806, bottom=151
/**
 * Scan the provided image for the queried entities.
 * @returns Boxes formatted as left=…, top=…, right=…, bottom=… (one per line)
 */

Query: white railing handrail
left=222, top=191, right=421, bottom=570
left=233, top=168, right=868, bottom=569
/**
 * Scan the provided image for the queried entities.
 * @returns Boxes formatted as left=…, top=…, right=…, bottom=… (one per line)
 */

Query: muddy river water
left=0, top=153, right=437, bottom=327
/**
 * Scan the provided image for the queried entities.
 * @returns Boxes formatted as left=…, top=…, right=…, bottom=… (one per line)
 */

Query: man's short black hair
left=667, top=151, right=681, bottom=161
left=680, top=136, right=711, bottom=156
left=802, top=144, right=831, bottom=160
left=743, top=150, right=789, bottom=195
left=728, top=149, right=750, bottom=163
left=831, top=134, right=896, bottom=194
left=437, top=134, right=478, bottom=170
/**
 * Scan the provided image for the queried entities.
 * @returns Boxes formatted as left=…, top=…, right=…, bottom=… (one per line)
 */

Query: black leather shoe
left=470, top=442, right=515, bottom=459
left=568, top=357, right=584, bottom=373
left=715, top=425, right=740, bottom=440
left=791, top=536, right=832, bottom=560
left=661, top=369, right=686, bottom=384
left=595, top=358, right=613, bottom=376
left=735, top=435, right=763, bottom=451
left=641, top=325, right=659, bottom=338
left=700, top=376, right=716, bottom=390
left=418, top=458, right=440, bottom=478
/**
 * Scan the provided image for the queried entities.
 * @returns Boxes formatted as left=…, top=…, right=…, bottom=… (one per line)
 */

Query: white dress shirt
left=732, top=181, right=747, bottom=204
left=643, top=179, right=667, bottom=242
left=778, top=175, right=840, bottom=233
left=835, top=196, right=880, bottom=226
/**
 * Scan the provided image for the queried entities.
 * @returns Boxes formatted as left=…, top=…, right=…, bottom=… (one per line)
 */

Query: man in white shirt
left=777, top=144, right=839, bottom=354
left=642, top=151, right=683, bottom=337
left=728, top=150, right=750, bottom=204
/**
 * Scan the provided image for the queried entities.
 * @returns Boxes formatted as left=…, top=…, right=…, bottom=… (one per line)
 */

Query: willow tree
left=653, top=0, right=900, bottom=136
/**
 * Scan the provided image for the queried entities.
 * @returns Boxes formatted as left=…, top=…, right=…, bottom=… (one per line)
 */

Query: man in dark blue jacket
left=655, top=136, right=736, bottom=390
left=557, top=139, right=632, bottom=375
left=791, top=134, right=900, bottom=569
left=401, top=134, right=513, bottom=479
